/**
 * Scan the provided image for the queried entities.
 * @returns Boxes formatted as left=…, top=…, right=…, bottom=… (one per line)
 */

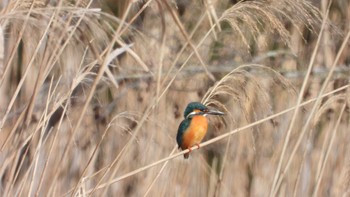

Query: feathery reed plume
left=220, top=0, right=321, bottom=50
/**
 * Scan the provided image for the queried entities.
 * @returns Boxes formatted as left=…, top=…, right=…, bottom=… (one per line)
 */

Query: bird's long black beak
left=205, top=109, right=225, bottom=116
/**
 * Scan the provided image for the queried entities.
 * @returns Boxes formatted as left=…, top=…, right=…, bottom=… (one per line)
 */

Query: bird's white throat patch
left=186, top=111, right=202, bottom=119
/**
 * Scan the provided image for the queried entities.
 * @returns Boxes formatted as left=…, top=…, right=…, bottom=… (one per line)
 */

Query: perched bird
left=176, top=102, right=224, bottom=159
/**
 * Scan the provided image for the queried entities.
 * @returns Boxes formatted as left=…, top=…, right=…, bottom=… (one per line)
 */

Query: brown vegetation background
left=0, top=0, right=349, bottom=196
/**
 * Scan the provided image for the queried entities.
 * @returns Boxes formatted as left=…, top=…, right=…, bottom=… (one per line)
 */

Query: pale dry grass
left=0, top=0, right=349, bottom=196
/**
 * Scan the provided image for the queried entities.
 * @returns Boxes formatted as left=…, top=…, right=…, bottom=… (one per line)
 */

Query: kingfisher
left=176, top=102, right=224, bottom=159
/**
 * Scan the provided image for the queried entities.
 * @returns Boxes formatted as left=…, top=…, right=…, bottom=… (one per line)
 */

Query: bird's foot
left=195, top=143, right=200, bottom=149
left=188, top=147, right=192, bottom=153
left=186, top=144, right=200, bottom=154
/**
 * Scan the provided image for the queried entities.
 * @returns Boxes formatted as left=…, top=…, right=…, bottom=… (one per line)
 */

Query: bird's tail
left=184, top=152, right=189, bottom=159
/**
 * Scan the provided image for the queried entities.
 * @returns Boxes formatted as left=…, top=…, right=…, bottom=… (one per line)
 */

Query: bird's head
left=183, top=102, right=224, bottom=119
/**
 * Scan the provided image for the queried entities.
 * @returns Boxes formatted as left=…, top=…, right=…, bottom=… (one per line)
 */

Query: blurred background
left=0, top=0, right=349, bottom=196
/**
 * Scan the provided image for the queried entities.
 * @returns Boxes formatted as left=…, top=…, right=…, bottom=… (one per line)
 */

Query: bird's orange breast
left=182, top=116, right=208, bottom=149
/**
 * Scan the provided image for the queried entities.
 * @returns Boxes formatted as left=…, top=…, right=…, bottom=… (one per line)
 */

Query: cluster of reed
left=0, top=0, right=349, bottom=196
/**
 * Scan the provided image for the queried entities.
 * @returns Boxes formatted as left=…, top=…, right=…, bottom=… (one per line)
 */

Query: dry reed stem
left=312, top=102, right=347, bottom=196
left=0, top=4, right=31, bottom=87
left=116, top=0, right=154, bottom=37
left=36, top=92, right=67, bottom=196
left=270, top=3, right=331, bottom=195
left=0, top=1, right=35, bottom=129
left=115, top=39, right=150, bottom=73
left=143, top=146, right=177, bottom=196
left=162, top=0, right=215, bottom=81
left=214, top=132, right=232, bottom=196
left=26, top=76, right=56, bottom=196
left=1, top=4, right=60, bottom=195
left=73, top=2, right=136, bottom=196
left=161, top=12, right=207, bottom=86
left=203, top=0, right=217, bottom=40
left=33, top=0, right=110, bottom=194
left=272, top=22, right=350, bottom=196
left=156, top=33, right=165, bottom=98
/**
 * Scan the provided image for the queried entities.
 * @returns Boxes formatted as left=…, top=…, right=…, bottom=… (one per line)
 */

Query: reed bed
left=0, top=0, right=349, bottom=196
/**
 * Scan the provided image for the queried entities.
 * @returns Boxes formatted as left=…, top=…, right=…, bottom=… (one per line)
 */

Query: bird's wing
left=176, top=119, right=190, bottom=149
